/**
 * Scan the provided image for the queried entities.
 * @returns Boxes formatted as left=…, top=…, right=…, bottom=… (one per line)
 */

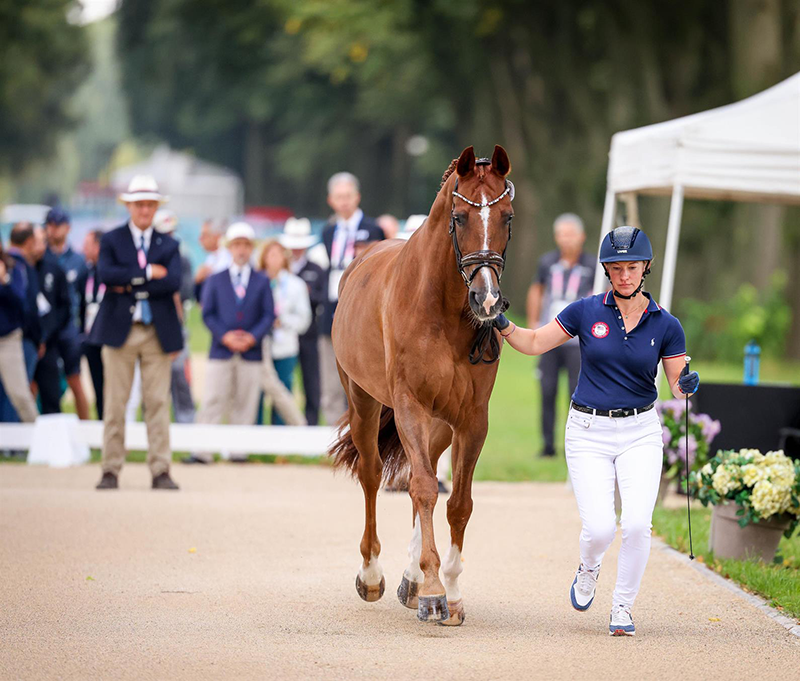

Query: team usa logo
left=591, top=321, right=610, bottom=338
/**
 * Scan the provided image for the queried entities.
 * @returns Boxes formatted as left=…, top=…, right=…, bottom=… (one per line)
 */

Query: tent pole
left=659, top=184, right=685, bottom=312
left=593, top=188, right=617, bottom=294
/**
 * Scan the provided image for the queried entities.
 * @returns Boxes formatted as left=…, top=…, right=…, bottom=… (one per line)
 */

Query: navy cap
left=599, top=226, right=653, bottom=263
left=45, top=208, right=71, bottom=225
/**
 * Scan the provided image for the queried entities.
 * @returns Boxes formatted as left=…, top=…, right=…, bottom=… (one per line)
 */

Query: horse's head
left=450, top=145, right=513, bottom=323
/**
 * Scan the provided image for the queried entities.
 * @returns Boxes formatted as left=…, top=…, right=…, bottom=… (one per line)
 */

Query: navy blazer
left=201, top=268, right=275, bottom=362
left=90, top=223, right=183, bottom=353
left=319, top=215, right=384, bottom=336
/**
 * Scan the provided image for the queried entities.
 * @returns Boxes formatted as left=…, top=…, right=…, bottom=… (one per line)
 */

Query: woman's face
left=264, top=245, right=285, bottom=274
left=607, top=261, right=646, bottom=296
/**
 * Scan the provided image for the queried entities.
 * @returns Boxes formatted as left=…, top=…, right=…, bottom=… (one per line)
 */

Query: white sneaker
left=569, top=563, right=599, bottom=611
left=609, top=604, right=636, bottom=636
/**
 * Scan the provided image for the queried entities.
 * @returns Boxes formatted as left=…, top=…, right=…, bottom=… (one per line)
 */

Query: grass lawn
left=653, top=505, right=800, bottom=619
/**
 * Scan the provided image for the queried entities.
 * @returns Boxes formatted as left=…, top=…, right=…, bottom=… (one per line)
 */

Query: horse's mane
left=439, top=158, right=459, bottom=189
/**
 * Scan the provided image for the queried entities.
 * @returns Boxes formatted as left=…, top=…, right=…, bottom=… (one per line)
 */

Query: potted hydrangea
left=656, top=400, right=721, bottom=503
left=690, top=449, right=800, bottom=562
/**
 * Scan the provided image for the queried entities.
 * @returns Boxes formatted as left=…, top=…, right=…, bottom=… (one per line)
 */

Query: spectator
left=0, top=223, right=43, bottom=422
left=194, top=219, right=231, bottom=303
left=154, top=209, right=196, bottom=424
left=91, top=175, right=183, bottom=490
left=79, top=229, right=105, bottom=418
left=257, top=239, right=311, bottom=426
left=183, top=223, right=275, bottom=464
left=0, top=240, right=39, bottom=422
left=525, top=213, right=596, bottom=457
left=320, top=172, right=384, bottom=425
left=280, top=218, right=324, bottom=425
left=376, top=214, right=400, bottom=239
left=31, top=226, right=72, bottom=415
left=44, top=208, right=90, bottom=419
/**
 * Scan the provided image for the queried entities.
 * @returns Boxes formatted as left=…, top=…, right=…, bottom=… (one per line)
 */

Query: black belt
left=571, top=401, right=655, bottom=418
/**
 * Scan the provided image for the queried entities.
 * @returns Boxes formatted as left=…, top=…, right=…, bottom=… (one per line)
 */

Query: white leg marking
left=359, top=554, right=384, bottom=586
left=442, top=544, right=463, bottom=602
left=404, top=513, right=424, bottom=583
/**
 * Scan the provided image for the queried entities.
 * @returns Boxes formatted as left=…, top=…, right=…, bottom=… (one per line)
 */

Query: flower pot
left=708, top=503, right=791, bottom=562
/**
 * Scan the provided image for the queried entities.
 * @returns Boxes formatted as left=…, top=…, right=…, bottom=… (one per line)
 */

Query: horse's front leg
left=439, top=415, right=487, bottom=626
left=393, top=395, right=448, bottom=622
left=398, top=418, right=452, bottom=611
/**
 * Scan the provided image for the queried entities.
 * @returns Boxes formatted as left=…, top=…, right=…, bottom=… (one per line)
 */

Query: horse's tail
left=329, top=406, right=407, bottom=484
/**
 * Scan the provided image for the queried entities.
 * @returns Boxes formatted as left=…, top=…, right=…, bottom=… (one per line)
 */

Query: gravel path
left=1, top=463, right=798, bottom=680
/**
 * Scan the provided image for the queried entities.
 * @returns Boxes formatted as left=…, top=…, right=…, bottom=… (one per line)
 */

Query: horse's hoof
left=355, top=574, right=385, bottom=602
left=437, top=599, right=465, bottom=626
left=417, top=594, right=449, bottom=622
left=397, top=575, right=421, bottom=610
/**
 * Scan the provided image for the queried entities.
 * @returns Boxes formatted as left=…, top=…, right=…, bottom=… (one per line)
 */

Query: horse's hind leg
left=344, top=374, right=385, bottom=602
left=398, top=418, right=452, bottom=611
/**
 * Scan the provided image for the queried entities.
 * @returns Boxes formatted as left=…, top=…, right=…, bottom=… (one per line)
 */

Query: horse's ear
left=492, top=145, right=511, bottom=177
left=457, top=146, right=476, bottom=177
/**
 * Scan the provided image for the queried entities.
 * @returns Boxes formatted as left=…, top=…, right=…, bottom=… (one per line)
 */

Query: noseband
left=449, top=168, right=514, bottom=287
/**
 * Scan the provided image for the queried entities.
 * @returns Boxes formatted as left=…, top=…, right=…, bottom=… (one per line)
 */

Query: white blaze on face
left=442, top=544, right=463, bottom=602
left=479, top=192, right=498, bottom=314
left=404, top=513, right=424, bottom=583
left=358, top=554, right=384, bottom=587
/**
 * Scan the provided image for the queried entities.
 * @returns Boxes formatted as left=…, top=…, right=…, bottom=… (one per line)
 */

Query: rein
left=449, top=162, right=514, bottom=365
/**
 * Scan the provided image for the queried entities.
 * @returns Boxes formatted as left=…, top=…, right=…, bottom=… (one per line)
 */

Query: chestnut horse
left=330, top=145, right=514, bottom=625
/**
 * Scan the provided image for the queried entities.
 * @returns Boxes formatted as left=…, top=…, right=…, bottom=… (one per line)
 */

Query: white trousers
left=565, top=405, right=663, bottom=608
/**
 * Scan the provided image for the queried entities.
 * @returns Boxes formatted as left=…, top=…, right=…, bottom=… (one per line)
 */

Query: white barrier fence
left=0, top=414, right=338, bottom=467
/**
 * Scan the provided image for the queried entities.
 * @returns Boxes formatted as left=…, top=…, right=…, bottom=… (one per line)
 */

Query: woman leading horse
left=329, top=145, right=513, bottom=625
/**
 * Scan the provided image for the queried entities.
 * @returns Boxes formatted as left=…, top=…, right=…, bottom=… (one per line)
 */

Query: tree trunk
left=243, top=120, right=266, bottom=205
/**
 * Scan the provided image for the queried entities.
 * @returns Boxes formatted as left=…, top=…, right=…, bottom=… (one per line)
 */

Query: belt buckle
left=610, top=408, right=624, bottom=418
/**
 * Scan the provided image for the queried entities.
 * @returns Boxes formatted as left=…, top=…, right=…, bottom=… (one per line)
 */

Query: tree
left=0, top=0, right=89, bottom=174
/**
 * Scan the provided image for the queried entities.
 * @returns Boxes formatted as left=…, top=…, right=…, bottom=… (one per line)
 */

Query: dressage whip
left=682, top=355, right=695, bottom=560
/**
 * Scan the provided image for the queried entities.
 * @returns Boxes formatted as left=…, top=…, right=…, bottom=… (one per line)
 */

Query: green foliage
left=679, top=274, right=792, bottom=362
left=0, top=1, right=90, bottom=173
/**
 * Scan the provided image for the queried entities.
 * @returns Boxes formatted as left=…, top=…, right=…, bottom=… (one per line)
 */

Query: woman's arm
left=500, top=318, right=572, bottom=356
left=663, top=355, right=692, bottom=399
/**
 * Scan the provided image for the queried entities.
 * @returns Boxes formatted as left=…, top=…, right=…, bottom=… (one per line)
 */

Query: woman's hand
left=663, top=355, right=699, bottom=398
left=678, top=369, right=700, bottom=395
left=497, top=316, right=571, bottom=356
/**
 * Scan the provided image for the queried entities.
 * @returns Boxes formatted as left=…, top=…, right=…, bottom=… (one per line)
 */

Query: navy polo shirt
left=555, top=291, right=686, bottom=410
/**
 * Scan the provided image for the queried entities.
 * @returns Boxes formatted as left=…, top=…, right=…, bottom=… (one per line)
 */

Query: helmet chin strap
left=603, top=261, right=651, bottom=300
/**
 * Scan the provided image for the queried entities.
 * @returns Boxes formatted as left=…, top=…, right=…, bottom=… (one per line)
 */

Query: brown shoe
left=152, top=472, right=179, bottom=490
left=96, top=472, right=118, bottom=490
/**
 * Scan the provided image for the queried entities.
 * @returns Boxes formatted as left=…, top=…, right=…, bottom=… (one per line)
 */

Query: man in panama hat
left=91, top=175, right=182, bottom=490
left=280, top=217, right=324, bottom=425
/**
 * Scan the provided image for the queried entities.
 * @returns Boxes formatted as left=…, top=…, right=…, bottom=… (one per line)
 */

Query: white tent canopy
left=593, top=72, right=800, bottom=310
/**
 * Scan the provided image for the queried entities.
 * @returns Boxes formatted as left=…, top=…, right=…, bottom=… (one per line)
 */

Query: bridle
left=449, top=160, right=514, bottom=288
left=448, top=158, right=515, bottom=365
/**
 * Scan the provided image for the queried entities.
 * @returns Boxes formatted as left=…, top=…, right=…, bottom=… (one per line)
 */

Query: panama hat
left=225, top=221, right=256, bottom=243
left=118, top=175, right=168, bottom=204
left=278, top=217, right=317, bottom=250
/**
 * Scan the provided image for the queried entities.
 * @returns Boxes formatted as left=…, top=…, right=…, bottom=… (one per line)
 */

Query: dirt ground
left=1, top=463, right=798, bottom=680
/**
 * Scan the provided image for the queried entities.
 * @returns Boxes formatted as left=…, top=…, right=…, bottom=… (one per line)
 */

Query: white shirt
left=128, top=221, right=154, bottom=322
left=229, top=263, right=251, bottom=290
left=290, top=255, right=307, bottom=276
left=270, top=270, right=312, bottom=359
left=330, top=208, right=363, bottom=269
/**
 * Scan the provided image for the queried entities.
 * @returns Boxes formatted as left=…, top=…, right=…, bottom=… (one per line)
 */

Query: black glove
left=494, top=313, right=511, bottom=331
left=678, top=368, right=700, bottom=394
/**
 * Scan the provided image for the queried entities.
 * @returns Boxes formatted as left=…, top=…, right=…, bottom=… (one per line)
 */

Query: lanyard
left=550, top=263, right=582, bottom=303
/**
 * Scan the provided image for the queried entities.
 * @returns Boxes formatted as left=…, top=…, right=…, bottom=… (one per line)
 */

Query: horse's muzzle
left=469, top=287, right=504, bottom=321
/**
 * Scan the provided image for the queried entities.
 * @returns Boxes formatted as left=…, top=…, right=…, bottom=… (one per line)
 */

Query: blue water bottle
left=743, top=340, right=761, bottom=385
